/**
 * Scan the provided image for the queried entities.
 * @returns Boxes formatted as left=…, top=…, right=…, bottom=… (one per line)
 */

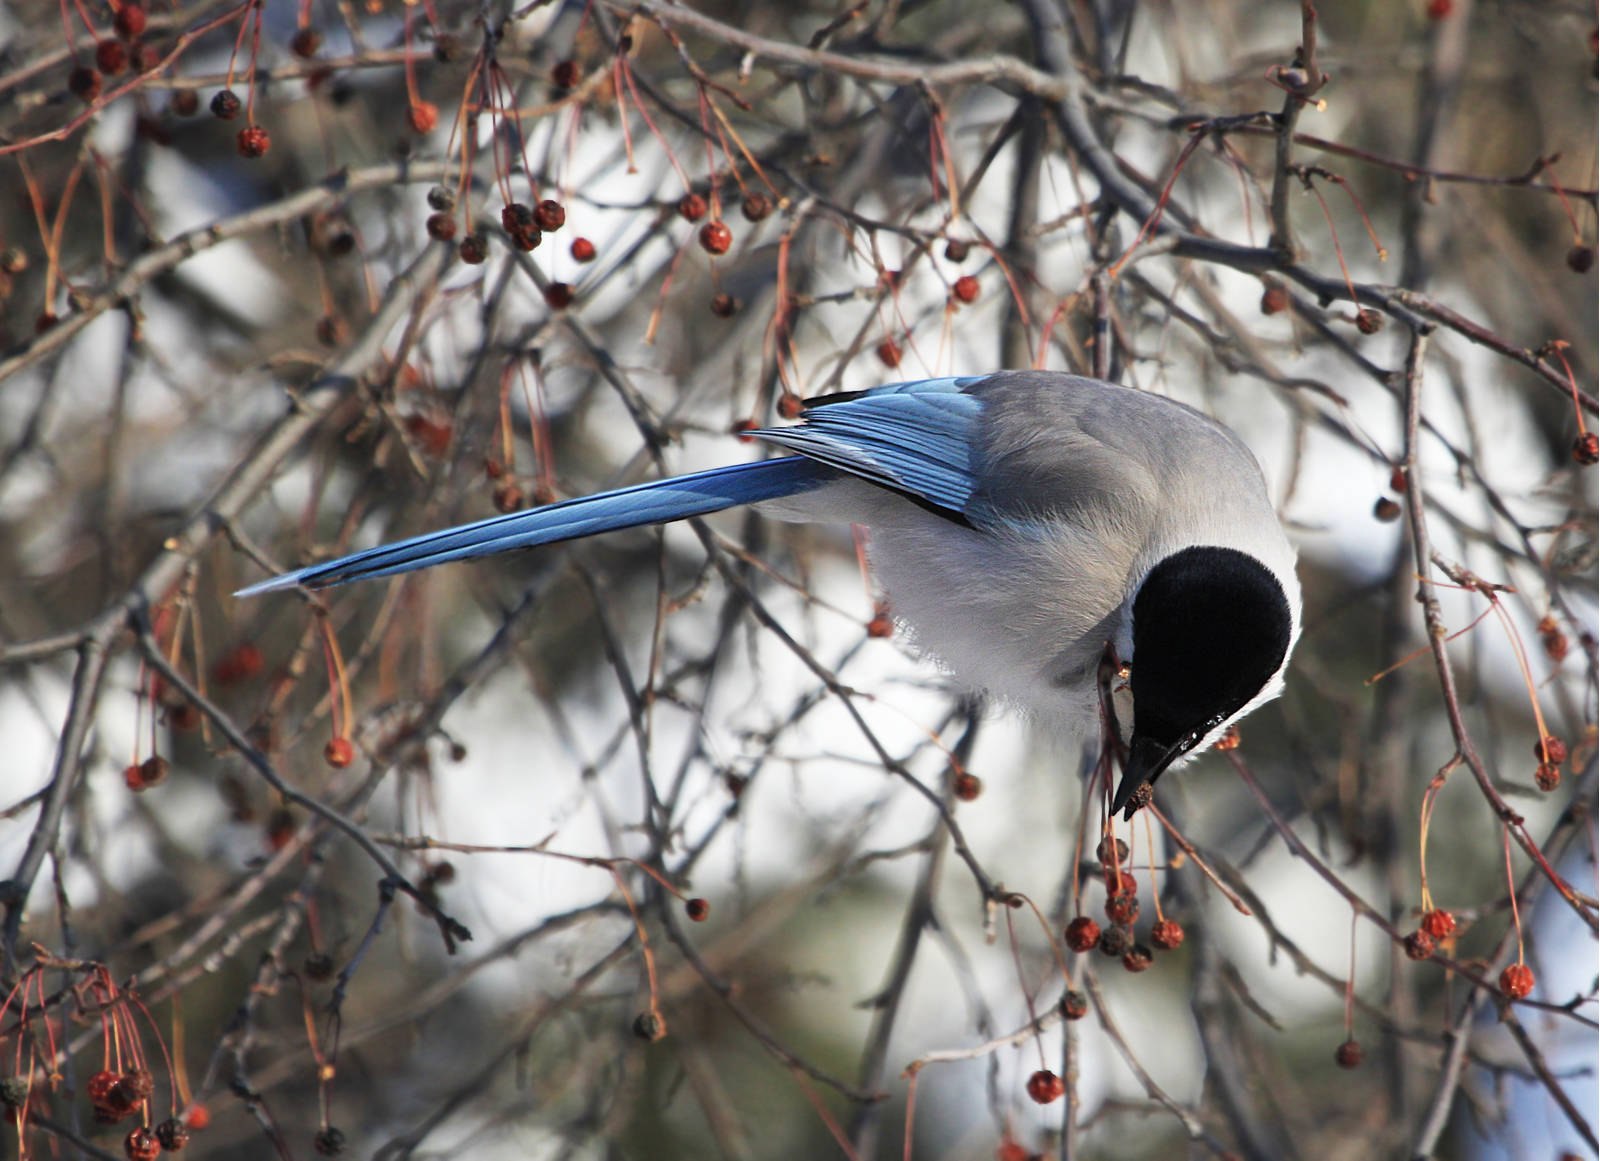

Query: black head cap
left=1109, top=546, right=1294, bottom=819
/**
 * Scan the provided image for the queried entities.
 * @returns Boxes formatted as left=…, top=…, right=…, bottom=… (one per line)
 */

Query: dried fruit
left=324, top=737, right=354, bottom=768
left=685, top=897, right=710, bottom=922
left=952, top=274, right=979, bottom=304
left=69, top=66, right=103, bottom=102
left=543, top=282, right=573, bottom=310
left=1355, top=308, right=1384, bottom=334
left=709, top=292, right=737, bottom=317
left=492, top=481, right=523, bottom=512
left=551, top=60, right=580, bottom=89
left=677, top=192, right=707, bottom=222
left=114, top=4, right=147, bottom=39
left=154, top=1117, right=191, bottom=1150
left=1573, top=432, right=1599, bottom=465
left=699, top=221, right=732, bottom=255
left=741, top=192, right=772, bottom=221
left=1536, top=736, right=1567, bottom=765
left=632, top=1010, right=667, bottom=1041
left=1260, top=283, right=1289, bottom=315
left=97, top=39, right=129, bottom=76
left=865, top=605, right=893, bottom=638
left=125, top=1126, right=161, bottom=1161
left=570, top=237, right=596, bottom=262
left=1122, top=944, right=1154, bottom=972
left=313, top=1127, right=346, bottom=1156
left=1095, top=837, right=1128, bottom=865
left=1059, top=989, right=1088, bottom=1020
left=875, top=338, right=902, bottom=368
left=1150, top=918, right=1184, bottom=950
left=407, top=101, right=438, bottom=134
left=1568, top=245, right=1596, bottom=274
left=1024, top=1069, right=1064, bottom=1104
left=534, top=199, right=566, bottom=231
left=210, top=89, right=241, bottom=120
left=237, top=126, right=270, bottom=157
left=1420, top=909, right=1456, bottom=939
left=426, top=185, right=455, bottom=212
left=1535, top=763, right=1561, bottom=792
left=1373, top=497, right=1402, bottom=522
left=291, top=27, right=322, bottom=58
left=1104, top=892, right=1139, bottom=926
left=458, top=233, right=488, bottom=264
left=1403, top=930, right=1435, bottom=960
left=952, top=772, right=982, bottom=801
left=426, top=212, right=457, bottom=242
left=1427, top=0, right=1452, bottom=18
left=943, top=238, right=970, bottom=263
left=1065, top=916, right=1101, bottom=952
left=1097, top=924, right=1132, bottom=958
left=138, top=755, right=169, bottom=788
left=1334, top=1038, right=1363, bottom=1068
left=1498, top=962, right=1534, bottom=999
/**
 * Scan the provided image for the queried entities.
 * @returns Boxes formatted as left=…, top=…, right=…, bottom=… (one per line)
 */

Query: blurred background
left=0, top=0, right=1594, bottom=1158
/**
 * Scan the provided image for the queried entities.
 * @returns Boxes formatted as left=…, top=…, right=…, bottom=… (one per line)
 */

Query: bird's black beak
left=1110, top=734, right=1184, bottom=821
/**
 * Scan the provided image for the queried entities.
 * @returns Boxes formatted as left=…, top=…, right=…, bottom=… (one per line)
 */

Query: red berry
left=291, top=27, right=322, bottom=57
left=875, top=338, right=902, bottom=368
left=407, top=101, right=438, bottom=134
left=943, top=238, right=970, bottom=263
left=777, top=392, right=805, bottom=419
left=699, top=221, right=732, bottom=255
left=570, top=237, right=596, bottom=262
left=1335, top=1039, right=1363, bottom=1068
left=113, top=3, right=147, bottom=39
left=952, top=274, right=979, bottom=304
left=1535, top=763, right=1561, bottom=791
left=324, top=737, right=354, bottom=768
left=1104, top=892, right=1139, bottom=926
left=96, top=39, right=129, bottom=76
left=88, top=1069, right=120, bottom=1106
left=508, top=226, right=541, bottom=252
left=501, top=202, right=534, bottom=233
left=741, top=192, right=772, bottom=221
left=1059, top=989, right=1088, bottom=1020
left=123, top=763, right=146, bottom=791
left=313, top=1127, right=346, bottom=1156
left=492, top=481, right=524, bottom=512
left=1403, top=930, right=1435, bottom=960
left=1122, top=944, right=1154, bottom=972
left=1024, top=1069, right=1064, bottom=1105
left=213, top=642, right=264, bottom=685
left=952, top=772, right=982, bottom=801
left=155, top=1117, right=191, bottom=1150
left=1373, top=497, right=1402, bottom=522
left=998, top=1141, right=1029, bottom=1161
left=426, top=213, right=457, bottom=242
left=458, top=233, right=488, bottom=264
left=125, top=1126, right=160, bottom=1161
left=69, top=66, right=103, bottom=102
left=130, top=42, right=160, bottom=72
left=551, top=60, right=579, bottom=89
left=237, top=126, right=270, bottom=157
left=1097, top=924, right=1132, bottom=957
left=138, top=755, right=168, bottom=788
left=543, top=282, right=573, bottom=310
left=865, top=605, right=893, bottom=638
left=1569, top=245, right=1596, bottom=273
left=731, top=418, right=758, bottom=441
left=685, top=897, right=710, bottom=921
left=1499, top=962, right=1534, bottom=999
left=1260, top=283, right=1289, bottom=314
left=1427, top=0, right=1452, bottom=18
left=709, top=292, right=738, bottom=317
left=183, top=1103, right=210, bottom=1129
left=1535, top=736, right=1567, bottom=765
left=1573, top=432, right=1599, bottom=465
left=632, top=1011, right=667, bottom=1041
left=1389, top=465, right=1408, bottom=493
left=1420, top=909, right=1456, bottom=939
left=1064, top=916, right=1101, bottom=953
left=210, top=89, right=241, bottom=120
left=170, top=88, right=199, bottom=116
left=677, top=192, right=707, bottom=221
left=1355, top=308, right=1384, bottom=334
left=1150, top=918, right=1184, bottom=950
left=1095, top=836, right=1128, bottom=866
left=534, top=199, right=566, bottom=231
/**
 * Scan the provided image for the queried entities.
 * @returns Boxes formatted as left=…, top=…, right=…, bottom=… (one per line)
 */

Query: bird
left=238, top=371, right=1301, bottom=820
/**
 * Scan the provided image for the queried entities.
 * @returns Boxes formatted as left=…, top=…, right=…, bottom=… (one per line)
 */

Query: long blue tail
left=235, top=457, right=834, bottom=595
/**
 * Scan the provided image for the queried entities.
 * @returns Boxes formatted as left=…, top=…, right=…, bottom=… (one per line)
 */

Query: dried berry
left=425, top=212, right=457, bottom=242
left=543, top=282, right=573, bottom=310
left=237, top=125, right=270, bottom=157
left=1536, top=736, right=1567, bottom=765
left=154, top=1117, right=191, bottom=1150
left=1024, top=1069, right=1064, bottom=1105
left=1389, top=465, right=1408, bottom=493
left=708, top=292, right=737, bottom=317
left=313, top=1127, right=346, bottom=1156
left=1150, top=918, right=1184, bottom=950
left=1095, top=837, right=1128, bottom=866
left=952, top=275, right=980, bottom=304
left=315, top=315, right=348, bottom=347
left=458, top=233, right=488, bottom=264
left=1568, top=245, right=1596, bottom=274
left=1420, top=909, right=1456, bottom=939
left=1426, top=0, right=1452, bottom=18
left=304, top=952, right=335, bottom=980
left=1334, top=1038, right=1363, bottom=1068
left=1373, top=497, right=1402, bottom=523
left=699, top=221, right=732, bottom=255
left=943, top=238, right=970, bottom=263
left=1573, top=432, right=1599, bottom=465
left=1122, top=944, right=1154, bottom=972
left=1104, top=892, right=1139, bottom=926
left=570, top=237, right=596, bottom=262
left=534, top=199, right=566, bottom=231
left=324, top=737, right=354, bottom=768
left=1065, top=916, right=1101, bottom=952
left=114, top=3, right=148, bottom=39
left=677, top=192, right=707, bottom=222
left=952, top=772, right=982, bottom=801
left=210, top=89, right=241, bottom=120
left=212, top=642, right=263, bottom=684
left=426, top=185, right=455, bottom=212
left=1260, top=283, right=1290, bottom=315
left=551, top=60, right=580, bottom=89
left=125, top=1126, right=161, bottom=1161
left=1097, top=923, right=1132, bottom=958
left=407, top=101, right=438, bottom=134
left=96, top=39, right=129, bottom=76
left=741, top=192, right=772, bottom=221
left=1059, top=990, right=1088, bottom=1020
left=138, top=755, right=169, bottom=788
left=508, top=226, right=541, bottom=252
left=1498, top=962, right=1534, bottom=999
left=875, top=338, right=902, bottom=368
left=1403, top=930, right=1435, bottom=960
left=685, top=897, right=710, bottom=922
left=492, top=481, right=524, bottom=512
left=291, top=27, right=322, bottom=58
left=1535, top=762, right=1561, bottom=792
left=69, top=66, right=103, bottom=102
left=865, top=606, right=893, bottom=638
left=632, top=1010, right=667, bottom=1041
left=1355, top=308, right=1384, bottom=335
